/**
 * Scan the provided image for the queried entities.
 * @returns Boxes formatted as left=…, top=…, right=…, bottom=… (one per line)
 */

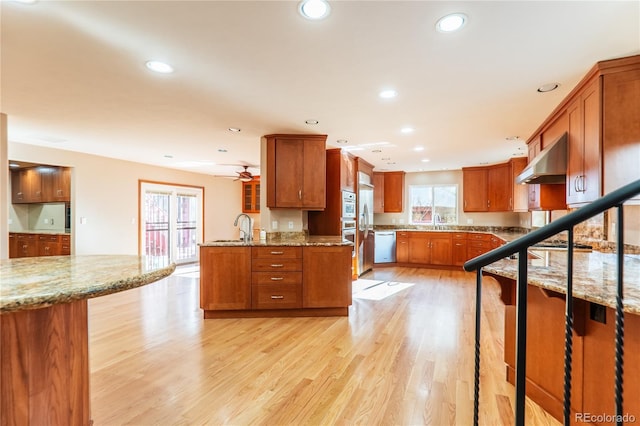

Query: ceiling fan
left=216, top=163, right=259, bottom=182
left=235, top=165, right=254, bottom=182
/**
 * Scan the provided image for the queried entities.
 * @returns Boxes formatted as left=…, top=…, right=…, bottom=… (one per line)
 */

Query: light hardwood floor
left=88, top=266, right=560, bottom=425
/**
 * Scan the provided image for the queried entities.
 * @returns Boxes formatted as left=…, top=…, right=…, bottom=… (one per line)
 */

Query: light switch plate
left=272, top=221, right=278, bottom=230
left=288, top=221, right=294, bottom=229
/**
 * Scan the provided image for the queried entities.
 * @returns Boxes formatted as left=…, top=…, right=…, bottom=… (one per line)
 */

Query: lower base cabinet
left=200, top=245, right=352, bottom=318
left=9, top=233, right=71, bottom=258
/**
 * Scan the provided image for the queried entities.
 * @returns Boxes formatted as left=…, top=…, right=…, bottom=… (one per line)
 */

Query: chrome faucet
left=234, top=213, right=252, bottom=243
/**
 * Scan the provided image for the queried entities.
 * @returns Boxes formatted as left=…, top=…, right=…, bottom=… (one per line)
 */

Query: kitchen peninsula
left=199, top=236, right=353, bottom=318
left=0, top=255, right=176, bottom=425
left=483, top=250, right=640, bottom=423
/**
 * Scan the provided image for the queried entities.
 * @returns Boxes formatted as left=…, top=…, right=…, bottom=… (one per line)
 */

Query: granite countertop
left=483, top=250, right=640, bottom=315
left=10, top=230, right=71, bottom=235
left=200, top=235, right=352, bottom=247
left=0, top=255, right=176, bottom=314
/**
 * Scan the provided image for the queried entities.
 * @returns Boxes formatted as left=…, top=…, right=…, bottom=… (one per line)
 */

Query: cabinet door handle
left=270, top=277, right=284, bottom=281
left=271, top=295, right=284, bottom=299
left=580, top=175, right=586, bottom=192
left=487, top=200, right=490, bottom=208
left=270, top=251, right=284, bottom=255
left=270, top=264, right=284, bottom=268
left=574, top=176, right=579, bottom=193
left=298, top=190, right=302, bottom=200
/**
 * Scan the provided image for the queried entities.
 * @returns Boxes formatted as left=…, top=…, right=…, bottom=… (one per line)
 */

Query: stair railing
left=463, top=178, right=640, bottom=426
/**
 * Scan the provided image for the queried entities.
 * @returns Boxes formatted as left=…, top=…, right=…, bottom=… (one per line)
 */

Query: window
left=409, top=185, right=458, bottom=225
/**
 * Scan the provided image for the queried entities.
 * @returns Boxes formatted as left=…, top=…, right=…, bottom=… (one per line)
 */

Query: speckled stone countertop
left=483, top=251, right=640, bottom=315
left=0, top=255, right=176, bottom=314
left=10, top=230, right=71, bottom=235
left=200, top=235, right=352, bottom=247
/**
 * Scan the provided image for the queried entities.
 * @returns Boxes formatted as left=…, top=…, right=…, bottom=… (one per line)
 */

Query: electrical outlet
left=288, top=221, right=294, bottom=229
left=467, top=219, right=473, bottom=224
left=272, top=221, right=278, bottom=230
left=391, top=218, right=396, bottom=224
left=44, top=218, right=49, bottom=224
left=399, top=218, right=404, bottom=224
left=80, top=217, right=87, bottom=225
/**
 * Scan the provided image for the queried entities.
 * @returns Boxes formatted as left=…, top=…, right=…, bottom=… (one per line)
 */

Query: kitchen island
left=200, top=236, right=353, bottom=318
left=483, top=250, right=640, bottom=424
left=0, top=255, right=176, bottom=426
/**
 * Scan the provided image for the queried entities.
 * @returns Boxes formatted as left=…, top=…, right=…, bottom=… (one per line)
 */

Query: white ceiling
left=2, top=1, right=639, bottom=178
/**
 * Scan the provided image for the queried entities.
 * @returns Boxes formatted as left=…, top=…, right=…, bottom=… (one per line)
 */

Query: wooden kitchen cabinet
left=14, top=233, right=38, bottom=258
left=340, top=150, right=356, bottom=193
left=252, top=247, right=302, bottom=309
left=463, top=159, right=527, bottom=212
left=373, top=172, right=385, bottom=213
left=200, top=244, right=351, bottom=317
left=383, top=171, right=405, bottom=213
left=602, top=67, right=640, bottom=202
left=467, top=233, right=492, bottom=259
left=242, top=177, right=260, bottom=213
left=265, top=134, right=327, bottom=210
left=462, top=168, right=488, bottom=212
left=303, top=245, right=352, bottom=308
left=200, top=246, right=252, bottom=312
left=12, top=166, right=70, bottom=204
left=8, top=233, right=17, bottom=258
left=396, top=231, right=409, bottom=263
left=452, top=232, right=468, bottom=267
left=407, top=232, right=452, bottom=266
left=38, top=234, right=61, bottom=256
left=42, top=166, right=71, bottom=202
left=11, top=168, right=43, bottom=204
left=567, top=79, right=601, bottom=205
left=308, top=149, right=356, bottom=236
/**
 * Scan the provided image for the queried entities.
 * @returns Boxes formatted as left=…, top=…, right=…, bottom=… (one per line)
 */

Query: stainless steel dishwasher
left=374, top=231, right=396, bottom=263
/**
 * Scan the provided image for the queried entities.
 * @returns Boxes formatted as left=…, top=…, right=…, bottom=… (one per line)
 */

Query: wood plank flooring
left=88, top=266, right=560, bottom=425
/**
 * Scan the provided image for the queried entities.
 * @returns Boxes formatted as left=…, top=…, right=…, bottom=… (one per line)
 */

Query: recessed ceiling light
left=401, top=127, right=414, bottom=134
left=228, top=127, right=241, bottom=132
left=298, top=0, right=330, bottom=20
left=387, top=162, right=396, bottom=165
left=537, top=83, right=560, bottom=93
left=436, top=13, right=467, bottom=33
left=506, top=136, right=520, bottom=141
left=305, top=119, right=319, bottom=125
left=414, top=146, right=424, bottom=152
left=164, top=155, right=174, bottom=159
left=336, top=139, right=348, bottom=144
left=145, top=60, right=174, bottom=74
left=421, top=158, right=430, bottom=163
left=381, top=157, right=391, bottom=161
left=372, top=149, right=382, bottom=153
left=379, top=89, right=398, bottom=99
left=218, top=149, right=228, bottom=153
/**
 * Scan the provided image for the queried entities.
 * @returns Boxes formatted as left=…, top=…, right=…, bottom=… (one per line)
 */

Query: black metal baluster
left=514, top=249, right=528, bottom=426
left=614, top=205, right=625, bottom=425
left=563, top=228, right=575, bottom=425
left=473, top=268, right=482, bottom=426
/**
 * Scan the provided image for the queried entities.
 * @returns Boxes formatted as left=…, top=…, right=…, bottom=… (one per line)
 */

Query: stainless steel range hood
left=516, top=133, right=567, bottom=184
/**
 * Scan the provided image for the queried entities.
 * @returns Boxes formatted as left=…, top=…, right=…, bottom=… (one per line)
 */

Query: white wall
left=8, top=143, right=243, bottom=255
left=374, top=169, right=526, bottom=227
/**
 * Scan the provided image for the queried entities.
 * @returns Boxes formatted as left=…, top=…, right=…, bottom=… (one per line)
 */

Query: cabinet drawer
left=16, top=234, right=37, bottom=241
left=60, top=243, right=71, bottom=255
left=252, top=247, right=302, bottom=259
left=452, top=232, right=467, bottom=240
left=38, top=235, right=60, bottom=242
left=468, top=240, right=491, bottom=249
left=252, top=271, right=302, bottom=285
left=252, top=259, right=302, bottom=272
left=467, top=233, right=491, bottom=241
left=61, top=235, right=71, bottom=243
left=252, top=283, right=302, bottom=309
left=467, top=247, right=489, bottom=259
left=396, top=231, right=410, bottom=238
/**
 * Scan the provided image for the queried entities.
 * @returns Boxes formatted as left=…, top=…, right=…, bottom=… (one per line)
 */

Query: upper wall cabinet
left=242, top=177, right=260, bottom=213
left=11, top=166, right=71, bottom=204
left=372, top=171, right=405, bottom=213
left=526, top=54, right=640, bottom=207
left=265, top=134, right=327, bottom=210
left=462, top=158, right=527, bottom=212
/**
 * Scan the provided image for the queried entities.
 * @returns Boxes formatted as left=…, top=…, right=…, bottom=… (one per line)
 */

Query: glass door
left=140, top=182, right=203, bottom=266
